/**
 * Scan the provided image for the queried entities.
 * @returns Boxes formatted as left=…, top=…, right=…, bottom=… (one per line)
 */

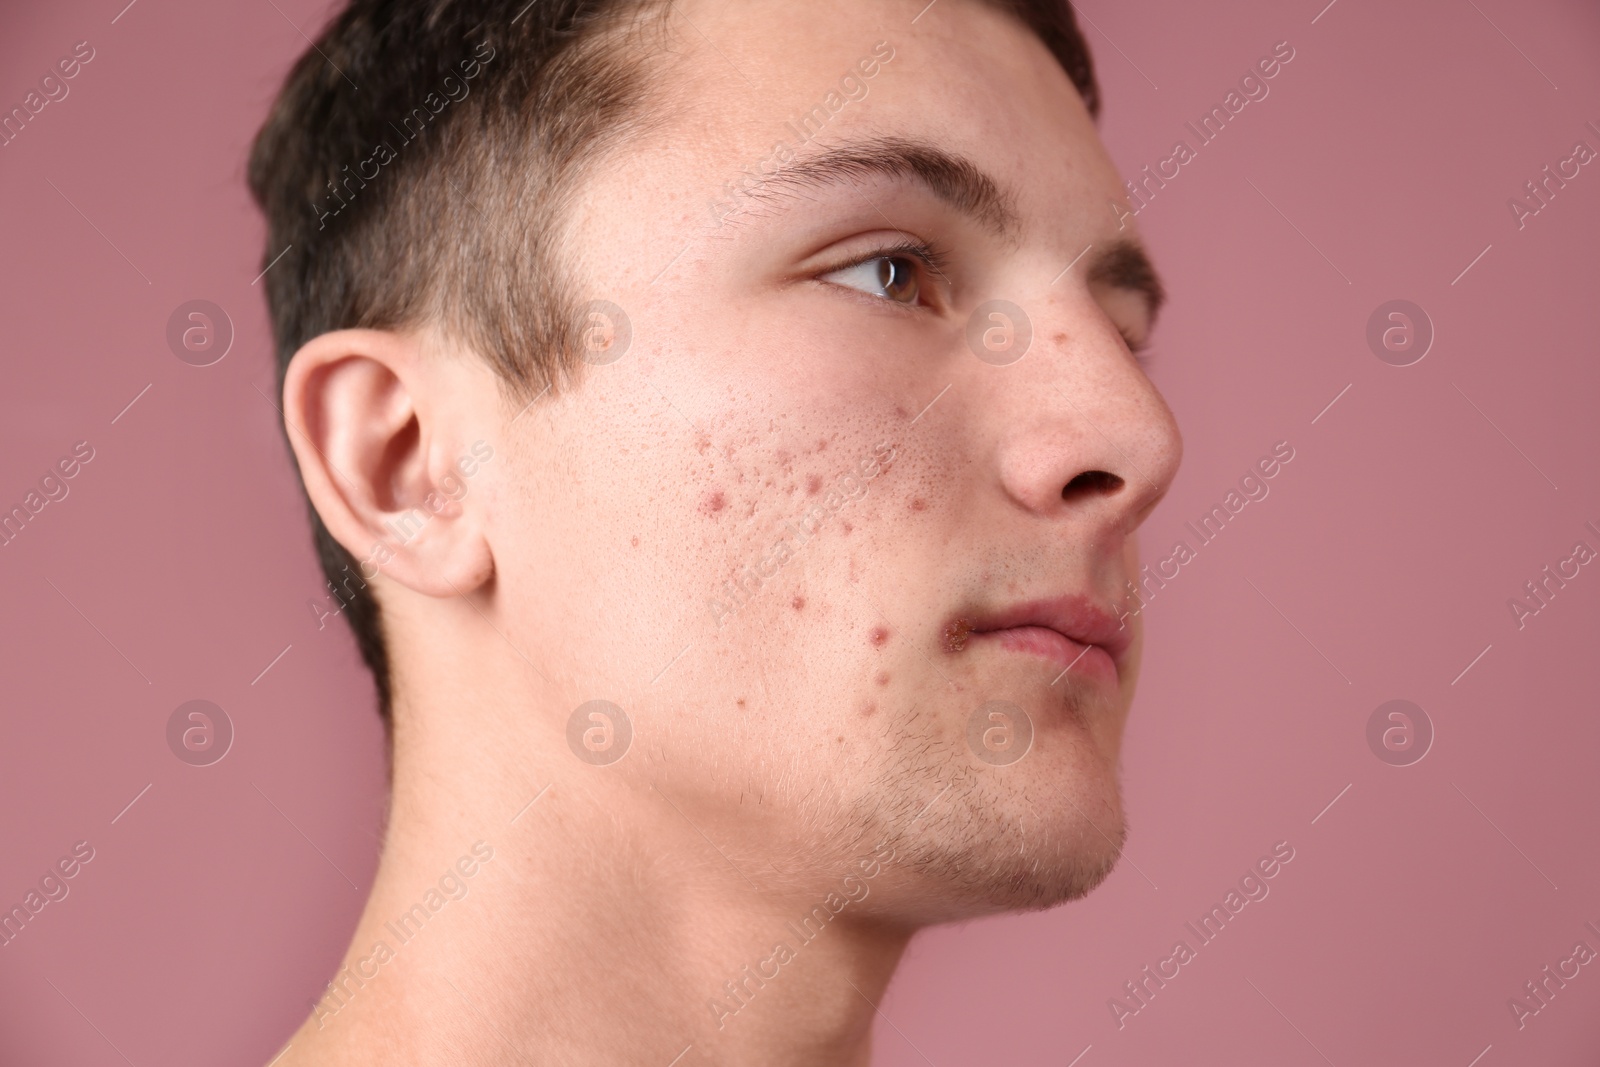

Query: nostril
left=1062, top=469, right=1123, bottom=502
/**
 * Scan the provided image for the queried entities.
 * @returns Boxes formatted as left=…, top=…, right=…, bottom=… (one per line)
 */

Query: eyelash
left=822, top=238, right=951, bottom=301
left=822, top=240, right=1155, bottom=362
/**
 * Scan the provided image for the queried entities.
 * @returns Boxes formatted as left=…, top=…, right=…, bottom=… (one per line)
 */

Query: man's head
left=250, top=0, right=1181, bottom=924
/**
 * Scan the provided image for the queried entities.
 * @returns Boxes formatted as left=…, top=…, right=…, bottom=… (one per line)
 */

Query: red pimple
left=860, top=702, right=877, bottom=719
left=700, top=490, right=726, bottom=516
left=630, top=535, right=639, bottom=547
left=792, top=596, right=806, bottom=611
left=875, top=671, right=890, bottom=687
left=870, top=626, right=889, bottom=647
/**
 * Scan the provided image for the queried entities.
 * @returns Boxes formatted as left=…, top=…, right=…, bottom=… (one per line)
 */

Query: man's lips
left=944, top=594, right=1130, bottom=685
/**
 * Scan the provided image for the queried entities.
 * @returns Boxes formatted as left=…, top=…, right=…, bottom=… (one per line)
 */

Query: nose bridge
left=988, top=288, right=1182, bottom=529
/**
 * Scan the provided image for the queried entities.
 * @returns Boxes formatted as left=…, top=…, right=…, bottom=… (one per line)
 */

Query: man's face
left=481, top=0, right=1181, bottom=919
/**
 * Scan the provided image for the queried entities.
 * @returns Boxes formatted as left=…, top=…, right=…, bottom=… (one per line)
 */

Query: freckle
left=910, top=498, right=927, bottom=512
left=792, top=596, right=806, bottom=611
left=700, top=490, right=726, bottom=516
left=806, top=475, right=822, bottom=496
left=837, top=735, right=846, bottom=742
left=875, top=671, right=890, bottom=687
left=631, top=535, right=639, bottom=547
left=736, top=698, right=746, bottom=707
left=870, top=626, right=888, bottom=647
left=1052, top=332, right=1068, bottom=345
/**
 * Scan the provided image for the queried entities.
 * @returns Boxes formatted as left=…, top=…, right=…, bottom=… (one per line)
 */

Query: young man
left=249, top=0, right=1181, bottom=1062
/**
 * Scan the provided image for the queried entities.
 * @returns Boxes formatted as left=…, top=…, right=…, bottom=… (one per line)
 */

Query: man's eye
left=822, top=254, right=924, bottom=305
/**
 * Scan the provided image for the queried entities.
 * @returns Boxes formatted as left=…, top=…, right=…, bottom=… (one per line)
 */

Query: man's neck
left=275, top=707, right=914, bottom=1066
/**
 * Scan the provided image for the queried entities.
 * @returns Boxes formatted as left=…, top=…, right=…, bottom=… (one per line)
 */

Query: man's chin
left=879, top=772, right=1129, bottom=922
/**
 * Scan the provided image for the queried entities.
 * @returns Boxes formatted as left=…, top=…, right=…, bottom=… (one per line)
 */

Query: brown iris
left=876, top=255, right=920, bottom=304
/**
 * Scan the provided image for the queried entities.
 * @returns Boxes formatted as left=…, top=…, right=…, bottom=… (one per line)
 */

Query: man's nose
left=986, top=294, right=1183, bottom=542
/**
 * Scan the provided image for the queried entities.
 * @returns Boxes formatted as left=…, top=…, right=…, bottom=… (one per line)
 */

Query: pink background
left=1, top=0, right=1597, bottom=1064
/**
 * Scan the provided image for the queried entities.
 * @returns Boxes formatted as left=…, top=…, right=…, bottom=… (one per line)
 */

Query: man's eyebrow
left=732, top=135, right=1022, bottom=239
left=1086, top=239, right=1166, bottom=326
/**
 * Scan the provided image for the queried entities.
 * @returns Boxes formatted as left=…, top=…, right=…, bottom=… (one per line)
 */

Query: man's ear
left=281, top=328, right=494, bottom=599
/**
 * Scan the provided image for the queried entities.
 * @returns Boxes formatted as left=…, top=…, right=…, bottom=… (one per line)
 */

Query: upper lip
left=961, top=594, right=1132, bottom=662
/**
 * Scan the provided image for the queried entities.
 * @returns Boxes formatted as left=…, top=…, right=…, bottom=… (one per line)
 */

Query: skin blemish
left=806, top=474, right=822, bottom=496
left=859, top=702, right=877, bottom=719
left=631, top=536, right=640, bottom=547
left=1052, top=331, right=1068, bottom=345
left=842, top=522, right=852, bottom=535
left=816, top=438, right=829, bottom=452
left=700, top=490, right=727, bottom=517
left=736, top=698, right=746, bottom=708
left=894, top=405, right=908, bottom=419
left=837, top=735, right=846, bottom=743
left=910, top=498, right=927, bottom=512
left=792, top=595, right=806, bottom=611
left=943, top=618, right=973, bottom=653
left=695, top=432, right=711, bottom=455
left=875, top=671, right=890, bottom=687
left=869, top=626, right=889, bottom=647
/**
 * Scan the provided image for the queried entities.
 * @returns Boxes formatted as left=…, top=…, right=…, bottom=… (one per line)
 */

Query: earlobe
left=281, top=328, right=495, bottom=601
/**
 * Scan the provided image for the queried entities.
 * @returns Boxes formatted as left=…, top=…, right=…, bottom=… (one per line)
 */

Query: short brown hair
left=247, top=0, right=1100, bottom=728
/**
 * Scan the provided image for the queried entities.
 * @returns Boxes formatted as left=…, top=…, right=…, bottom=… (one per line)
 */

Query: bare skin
left=272, top=0, right=1181, bottom=1063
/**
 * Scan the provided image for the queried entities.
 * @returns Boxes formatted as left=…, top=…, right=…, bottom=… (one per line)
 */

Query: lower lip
left=971, top=626, right=1119, bottom=688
